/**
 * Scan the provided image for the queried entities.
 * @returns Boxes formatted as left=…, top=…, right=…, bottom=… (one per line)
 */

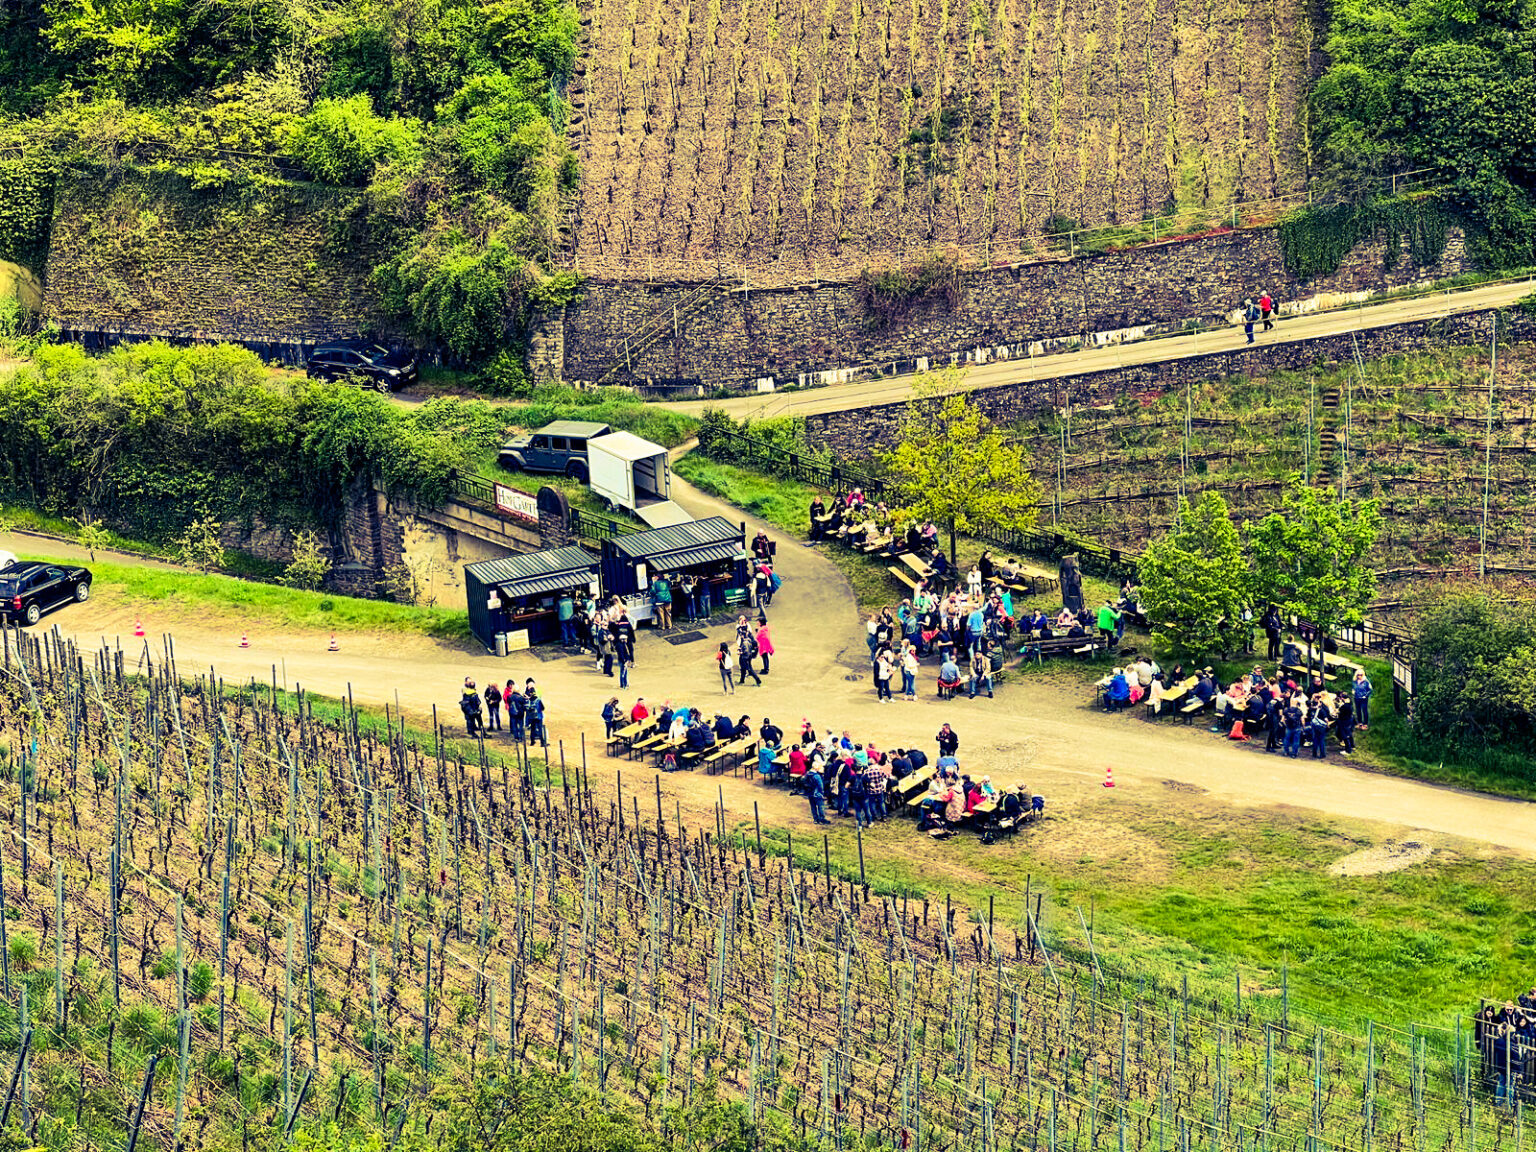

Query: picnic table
left=899, top=553, right=934, bottom=578
left=606, top=720, right=649, bottom=754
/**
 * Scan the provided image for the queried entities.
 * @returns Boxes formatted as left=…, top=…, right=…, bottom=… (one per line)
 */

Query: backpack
left=743, top=635, right=759, bottom=658
left=720, top=649, right=735, bottom=670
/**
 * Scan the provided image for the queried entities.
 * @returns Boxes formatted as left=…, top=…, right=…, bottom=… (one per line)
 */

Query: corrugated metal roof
left=464, top=546, right=597, bottom=591
left=589, top=430, right=665, bottom=462
left=608, top=516, right=742, bottom=560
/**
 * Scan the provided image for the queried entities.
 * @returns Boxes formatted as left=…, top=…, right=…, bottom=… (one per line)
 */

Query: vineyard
left=569, top=0, right=1310, bottom=281
left=0, top=629, right=1527, bottom=1150
left=1017, top=342, right=1536, bottom=630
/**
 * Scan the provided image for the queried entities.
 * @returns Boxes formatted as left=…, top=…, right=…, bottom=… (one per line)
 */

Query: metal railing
left=447, top=471, right=637, bottom=543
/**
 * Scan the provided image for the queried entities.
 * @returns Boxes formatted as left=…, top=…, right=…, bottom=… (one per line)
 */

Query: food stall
left=464, top=546, right=600, bottom=652
left=599, top=517, right=748, bottom=624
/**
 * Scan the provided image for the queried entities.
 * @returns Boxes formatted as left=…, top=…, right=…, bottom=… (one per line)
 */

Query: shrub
left=282, top=528, right=332, bottom=590
left=292, top=95, right=422, bottom=185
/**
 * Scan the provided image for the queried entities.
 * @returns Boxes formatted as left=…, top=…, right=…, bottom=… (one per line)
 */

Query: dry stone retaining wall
left=563, top=227, right=1472, bottom=390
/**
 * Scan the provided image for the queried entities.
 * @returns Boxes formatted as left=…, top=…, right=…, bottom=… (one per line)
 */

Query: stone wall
left=43, top=167, right=392, bottom=354
left=806, top=308, right=1536, bottom=456
left=563, top=227, right=1472, bottom=390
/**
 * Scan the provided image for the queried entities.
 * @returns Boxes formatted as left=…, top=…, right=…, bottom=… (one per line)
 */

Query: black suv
left=305, top=342, right=419, bottom=392
left=0, top=562, right=93, bottom=626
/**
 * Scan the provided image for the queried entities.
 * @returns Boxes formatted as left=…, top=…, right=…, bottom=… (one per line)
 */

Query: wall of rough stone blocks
left=43, top=167, right=392, bottom=354
left=563, top=228, right=1472, bottom=390
left=805, top=309, right=1534, bottom=457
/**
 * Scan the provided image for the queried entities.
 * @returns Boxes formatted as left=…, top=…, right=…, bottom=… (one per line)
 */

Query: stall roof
left=608, top=516, right=742, bottom=566
left=589, top=430, right=665, bottom=461
left=464, top=546, right=597, bottom=599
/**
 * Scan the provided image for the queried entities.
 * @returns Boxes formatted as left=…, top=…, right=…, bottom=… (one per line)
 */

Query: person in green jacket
left=1096, top=601, right=1121, bottom=645
left=650, top=573, right=673, bottom=629
left=557, top=593, right=577, bottom=647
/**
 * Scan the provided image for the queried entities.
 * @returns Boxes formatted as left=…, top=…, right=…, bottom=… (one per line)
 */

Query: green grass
left=82, top=559, right=471, bottom=639
left=742, top=797, right=1536, bottom=1031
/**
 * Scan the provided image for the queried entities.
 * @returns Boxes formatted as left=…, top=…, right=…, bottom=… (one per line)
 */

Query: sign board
left=494, top=484, right=538, bottom=523
left=1391, top=654, right=1415, bottom=696
left=506, top=630, right=531, bottom=652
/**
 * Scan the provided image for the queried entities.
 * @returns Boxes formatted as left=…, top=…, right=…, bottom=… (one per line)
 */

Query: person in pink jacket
left=755, top=622, right=775, bottom=675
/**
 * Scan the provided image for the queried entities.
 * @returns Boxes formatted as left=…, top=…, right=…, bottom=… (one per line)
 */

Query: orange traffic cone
left=238, top=632, right=250, bottom=649
left=1103, top=766, right=1115, bottom=788
left=328, top=632, right=339, bottom=652
left=133, top=619, right=145, bottom=638
left=1227, top=719, right=1247, bottom=740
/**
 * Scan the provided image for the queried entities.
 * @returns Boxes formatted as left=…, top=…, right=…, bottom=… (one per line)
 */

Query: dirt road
left=7, top=495, right=1533, bottom=858
left=660, top=278, right=1535, bottom=420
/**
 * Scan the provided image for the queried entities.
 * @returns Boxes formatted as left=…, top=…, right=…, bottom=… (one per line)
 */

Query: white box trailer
left=587, top=431, right=692, bottom=528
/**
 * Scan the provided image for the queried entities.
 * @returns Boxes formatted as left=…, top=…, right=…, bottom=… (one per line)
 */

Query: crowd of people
left=459, top=675, right=548, bottom=744
left=1477, top=989, right=1536, bottom=1104
left=1098, top=645, right=1374, bottom=759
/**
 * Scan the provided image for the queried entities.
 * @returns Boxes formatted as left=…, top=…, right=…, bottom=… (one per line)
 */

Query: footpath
left=662, top=278, right=1535, bottom=419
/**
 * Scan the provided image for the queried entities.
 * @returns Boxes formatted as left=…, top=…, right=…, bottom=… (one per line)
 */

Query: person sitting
left=1192, top=670, right=1217, bottom=709
left=667, top=711, right=690, bottom=745
left=1102, top=668, right=1131, bottom=711
left=714, top=713, right=737, bottom=741
left=968, top=651, right=994, bottom=699
left=906, top=746, right=929, bottom=774
left=685, top=720, right=712, bottom=753
left=757, top=741, right=780, bottom=779
left=1281, top=634, right=1303, bottom=668
left=937, top=656, right=963, bottom=699
left=1000, top=786, right=1024, bottom=821
left=788, top=745, right=808, bottom=781
left=1066, top=618, right=1088, bottom=639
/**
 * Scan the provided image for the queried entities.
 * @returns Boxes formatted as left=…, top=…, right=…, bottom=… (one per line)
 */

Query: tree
left=877, top=371, right=1042, bottom=564
left=1136, top=491, right=1251, bottom=661
left=1410, top=594, right=1536, bottom=754
left=174, top=514, right=226, bottom=573
left=1245, top=475, right=1383, bottom=672
left=282, top=528, right=332, bottom=590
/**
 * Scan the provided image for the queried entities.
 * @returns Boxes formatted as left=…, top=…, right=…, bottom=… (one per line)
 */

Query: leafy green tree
left=41, top=0, right=188, bottom=95
left=282, top=528, right=332, bottom=590
left=1245, top=475, right=1384, bottom=670
left=292, top=95, right=422, bottom=185
left=1136, top=491, right=1251, bottom=661
left=877, top=371, right=1042, bottom=564
left=1409, top=594, right=1536, bottom=755
left=174, top=514, right=226, bottom=572
left=72, top=513, right=111, bottom=560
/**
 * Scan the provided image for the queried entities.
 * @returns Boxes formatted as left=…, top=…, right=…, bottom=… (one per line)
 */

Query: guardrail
left=447, top=472, right=637, bottom=543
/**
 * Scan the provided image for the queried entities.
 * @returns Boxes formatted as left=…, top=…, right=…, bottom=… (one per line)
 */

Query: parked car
left=0, top=561, right=93, bottom=626
left=497, top=421, right=613, bottom=483
left=305, top=341, right=419, bottom=392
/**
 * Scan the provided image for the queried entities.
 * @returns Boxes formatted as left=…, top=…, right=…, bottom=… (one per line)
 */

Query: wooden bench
left=888, top=566, right=921, bottom=593
left=1018, top=635, right=1107, bottom=664
left=1177, top=697, right=1211, bottom=725
left=701, top=736, right=754, bottom=775
left=1146, top=678, right=1198, bottom=718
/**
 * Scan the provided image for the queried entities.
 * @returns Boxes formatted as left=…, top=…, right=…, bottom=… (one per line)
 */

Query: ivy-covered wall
left=0, top=154, right=56, bottom=274
left=42, top=166, right=391, bottom=345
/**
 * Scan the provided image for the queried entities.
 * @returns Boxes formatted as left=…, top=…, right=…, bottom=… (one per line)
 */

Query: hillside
left=1010, top=341, right=1536, bottom=629
left=570, top=0, right=1312, bottom=282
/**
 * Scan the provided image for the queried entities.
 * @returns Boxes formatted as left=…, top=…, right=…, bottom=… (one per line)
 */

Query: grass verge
left=81, top=558, right=470, bottom=639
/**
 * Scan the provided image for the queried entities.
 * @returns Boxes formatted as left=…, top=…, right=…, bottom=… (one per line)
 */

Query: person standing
left=1259, top=290, right=1275, bottom=331
left=459, top=678, right=483, bottom=736
left=1096, top=600, right=1121, bottom=646
left=1282, top=697, right=1304, bottom=758
left=1335, top=696, right=1356, bottom=756
left=805, top=767, right=830, bottom=825
left=1352, top=669, right=1373, bottom=729
left=1262, top=605, right=1282, bottom=660
left=526, top=688, right=547, bottom=745
left=716, top=642, right=736, bottom=694
left=601, top=696, right=621, bottom=737
left=936, top=723, right=959, bottom=761
left=610, top=608, right=636, bottom=690
left=650, top=572, right=673, bottom=630
left=483, top=680, right=503, bottom=731
left=901, top=641, right=919, bottom=700
left=557, top=591, right=577, bottom=647
left=736, top=628, right=762, bottom=686
left=1242, top=298, right=1260, bottom=344
left=874, top=647, right=894, bottom=703
left=1309, top=696, right=1331, bottom=759
left=756, top=620, right=774, bottom=675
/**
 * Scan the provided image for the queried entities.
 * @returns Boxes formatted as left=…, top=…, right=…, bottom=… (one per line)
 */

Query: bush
left=292, top=95, right=422, bottom=185
left=1408, top=594, right=1536, bottom=762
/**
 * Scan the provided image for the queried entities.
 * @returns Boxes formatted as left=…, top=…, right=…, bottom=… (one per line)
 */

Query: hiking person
left=610, top=608, right=636, bottom=689
left=1259, top=290, right=1275, bottom=331
left=716, top=642, right=736, bottom=694
left=526, top=688, right=547, bottom=745
left=1352, top=669, right=1373, bottom=729
left=459, top=678, right=483, bottom=736
left=505, top=684, right=525, bottom=741
left=736, top=621, right=762, bottom=686
left=1242, top=298, right=1260, bottom=344
left=755, top=620, right=774, bottom=674
left=483, top=680, right=503, bottom=731
left=804, top=767, right=830, bottom=825
left=650, top=572, right=673, bottom=630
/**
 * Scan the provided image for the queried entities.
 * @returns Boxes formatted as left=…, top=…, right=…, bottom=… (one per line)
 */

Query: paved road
left=660, top=277, right=1535, bottom=420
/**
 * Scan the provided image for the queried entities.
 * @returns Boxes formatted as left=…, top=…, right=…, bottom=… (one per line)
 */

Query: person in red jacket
left=1259, top=290, right=1275, bottom=331
left=629, top=697, right=650, bottom=726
